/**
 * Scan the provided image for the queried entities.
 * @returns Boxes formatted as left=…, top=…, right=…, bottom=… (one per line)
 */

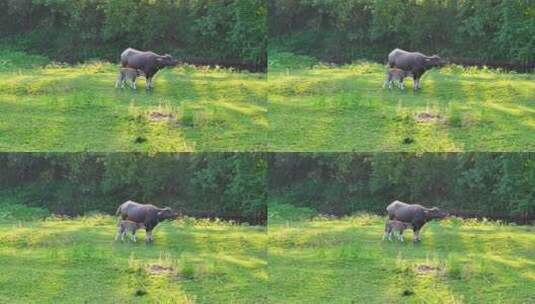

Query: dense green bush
left=269, top=0, right=535, bottom=70
left=0, top=200, right=50, bottom=221
left=267, top=51, right=317, bottom=70
left=268, top=153, right=535, bottom=222
left=0, top=50, right=50, bottom=71
left=268, top=200, right=316, bottom=224
left=0, top=0, right=267, bottom=69
left=0, top=153, right=267, bottom=224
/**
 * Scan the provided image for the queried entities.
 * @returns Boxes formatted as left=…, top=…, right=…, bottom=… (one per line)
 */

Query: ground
left=268, top=54, right=535, bottom=151
left=0, top=53, right=266, bottom=152
left=268, top=213, right=535, bottom=304
left=0, top=215, right=267, bottom=303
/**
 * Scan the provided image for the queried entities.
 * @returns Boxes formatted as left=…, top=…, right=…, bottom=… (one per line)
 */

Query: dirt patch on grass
left=415, top=112, right=444, bottom=123
left=148, top=111, right=175, bottom=122
left=147, top=264, right=175, bottom=275
left=415, top=263, right=442, bottom=274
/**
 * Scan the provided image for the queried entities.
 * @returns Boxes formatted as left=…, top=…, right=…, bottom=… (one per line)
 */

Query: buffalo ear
left=156, top=57, right=164, bottom=63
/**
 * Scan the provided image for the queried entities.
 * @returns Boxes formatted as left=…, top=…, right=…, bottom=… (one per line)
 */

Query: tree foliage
left=0, top=153, right=267, bottom=224
left=269, top=0, right=535, bottom=70
left=268, top=153, right=535, bottom=222
left=0, top=0, right=267, bottom=68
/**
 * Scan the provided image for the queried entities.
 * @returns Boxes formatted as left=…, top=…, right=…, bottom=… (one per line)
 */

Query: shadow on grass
left=268, top=73, right=394, bottom=151
left=172, top=224, right=268, bottom=303
left=0, top=65, right=267, bottom=152
left=268, top=65, right=535, bottom=151
left=268, top=222, right=401, bottom=303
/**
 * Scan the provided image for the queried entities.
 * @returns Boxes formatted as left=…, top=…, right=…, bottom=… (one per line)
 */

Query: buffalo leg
left=115, top=73, right=121, bottom=88
left=383, top=219, right=391, bottom=240
left=413, top=75, right=422, bottom=90
left=413, top=228, right=421, bottom=242
left=145, top=229, right=153, bottom=243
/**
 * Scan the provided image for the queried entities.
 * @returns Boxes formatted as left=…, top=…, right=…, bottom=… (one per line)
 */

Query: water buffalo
left=115, top=67, right=140, bottom=90
left=388, top=48, right=443, bottom=90
left=383, top=68, right=411, bottom=90
left=116, top=200, right=178, bottom=242
left=115, top=220, right=144, bottom=242
left=120, top=48, right=178, bottom=90
left=383, top=219, right=410, bottom=242
left=386, top=200, right=448, bottom=242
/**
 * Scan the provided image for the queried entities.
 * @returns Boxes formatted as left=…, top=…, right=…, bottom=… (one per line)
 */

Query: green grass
left=268, top=214, right=535, bottom=303
left=0, top=215, right=267, bottom=303
left=268, top=54, right=535, bottom=151
left=0, top=55, right=266, bottom=152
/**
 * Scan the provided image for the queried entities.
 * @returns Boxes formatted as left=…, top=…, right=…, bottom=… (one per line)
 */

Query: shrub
left=268, top=51, right=317, bottom=70
left=0, top=50, right=49, bottom=71
left=268, top=201, right=316, bottom=224
left=0, top=203, right=50, bottom=221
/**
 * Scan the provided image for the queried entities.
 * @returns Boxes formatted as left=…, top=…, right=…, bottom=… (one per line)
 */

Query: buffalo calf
left=115, top=68, right=140, bottom=90
left=383, top=68, right=411, bottom=90
left=116, top=220, right=144, bottom=242
left=383, top=220, right=410, bottom=242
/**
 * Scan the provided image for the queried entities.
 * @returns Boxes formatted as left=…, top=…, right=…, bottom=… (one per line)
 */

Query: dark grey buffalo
left=388, top=48, right=443, bottom=90
left=116, top=200, right=178, bottom=242
left=120, top=48, right=178, bottom=90
left=386, top=200, right=448, bottom=242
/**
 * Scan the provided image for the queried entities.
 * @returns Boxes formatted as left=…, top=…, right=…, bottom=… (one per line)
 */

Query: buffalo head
left=425, top=55, right=444, bottom=68
left=157, top=207, right=178, bottom=221
left=425, top=207, right=449, bottom=220
left=156, top=54, right=178, bottom=67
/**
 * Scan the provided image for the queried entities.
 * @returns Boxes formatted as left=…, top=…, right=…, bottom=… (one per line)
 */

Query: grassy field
left=0, top=51, right=266, bottom=152
left=268, top=210, right=535, bottom=303
left=268, top=53, right=535, bottom=151
left=0, top=215, right=267, bottom=303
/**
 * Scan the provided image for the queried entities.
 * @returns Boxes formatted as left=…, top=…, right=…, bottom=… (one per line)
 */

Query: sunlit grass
left=0, top=62, right=267, bottom=152
left=268, top=61, right=535, bottom=151
left=0, top=215, right=267, bottom=303
left=268, top=214, right=535, bottom=303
